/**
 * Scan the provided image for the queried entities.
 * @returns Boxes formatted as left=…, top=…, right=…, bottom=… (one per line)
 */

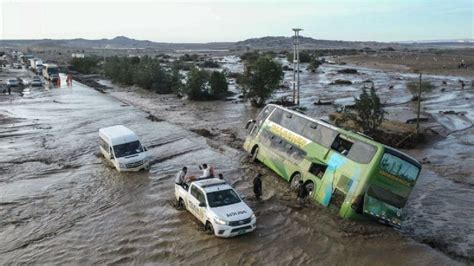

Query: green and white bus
left=243, top=104, right=421, bottom=227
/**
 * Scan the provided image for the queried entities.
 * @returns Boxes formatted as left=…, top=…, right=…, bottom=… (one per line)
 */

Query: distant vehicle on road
left=31, top=76, right=43, bottom=87
left=42, top=63, right=60, bottom=82
left=7, top=78, right=19, bottom=87
left=99, top=125, right=149, bottom=172
left=175, top=178, right=256, bottom=237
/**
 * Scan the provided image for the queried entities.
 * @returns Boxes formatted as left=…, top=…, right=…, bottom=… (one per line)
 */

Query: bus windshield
left=380, top=153, right=420, bottom=182
left=113, top=141, right=143, bottom=158
left=48, top=67, right=59, bottom=75
left=207, top=189, right=241, bottom=208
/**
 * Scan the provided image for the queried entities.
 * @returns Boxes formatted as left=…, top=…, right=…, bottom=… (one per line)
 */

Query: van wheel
left=305, top=181, right=315, bottom=197
left=205, top=221, right=215, bottom=235
left=251, top=146, right=259, bottom=162
left=290, top=173, right=301, bottom=191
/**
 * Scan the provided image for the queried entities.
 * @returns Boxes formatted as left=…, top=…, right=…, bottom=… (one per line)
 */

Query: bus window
left=331, top=134, right=353, bottom=155
left=347, top=141, right=377, bottom=164
left=269, top=108, right=284, bottom=124
left=301, top=122, right=318, bottom=140
left=309, top=163, right=327, bottom=178
left=315, top=126, right=338, bottom=148
left=380, top=153, right=420, bottom=182
left=256, top=105, right=275, bottom=127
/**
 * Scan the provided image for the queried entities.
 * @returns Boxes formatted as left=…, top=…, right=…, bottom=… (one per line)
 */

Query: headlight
left=214, top=217, right=228, bottom=225
left=251, top=213, right=256, bottom=220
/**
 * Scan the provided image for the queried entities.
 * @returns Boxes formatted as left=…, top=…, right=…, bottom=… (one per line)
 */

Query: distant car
left=31, top=76, right=43, bottom=87
left=17, top=78, right=24, bottom=86
left=7, top=78, right=19, bottom=87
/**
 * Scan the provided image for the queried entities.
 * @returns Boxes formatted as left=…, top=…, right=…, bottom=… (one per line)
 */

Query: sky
left=1, top=0, right=473, bottom=42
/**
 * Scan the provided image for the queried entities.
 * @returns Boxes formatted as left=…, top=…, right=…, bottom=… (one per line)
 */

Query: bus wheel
left=290, top=173, right=301, bottom=191
left=305, top=181, right=315, bottom=197
left=205, top=221, right=215, bottom=235
left=251, top=146, right=259, bottom=162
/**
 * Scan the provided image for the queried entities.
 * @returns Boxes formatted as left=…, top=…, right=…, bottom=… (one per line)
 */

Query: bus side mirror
left=245, top=119, right=256, bottom=129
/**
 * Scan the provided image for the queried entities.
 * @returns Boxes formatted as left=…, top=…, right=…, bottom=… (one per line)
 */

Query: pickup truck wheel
left=205, top=221, right=215, bottom=235
left=177, top=198, right=185, bottom=210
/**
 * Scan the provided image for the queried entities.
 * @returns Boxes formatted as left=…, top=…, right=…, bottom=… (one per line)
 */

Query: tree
left=208, top=71, right=229, bottom=99
left=169, top=67, right=183, bottom=94
left=70, top=56, right=101, bottom=74
left=184, top=67, right=209, bottom=100
left=406, top=80, right=434, bottom=100
left=286, top=50, right=312, bottom=63
left=354, top=86, right=386, bottom=134
left=308, top=57, right=322, bottom=73
left=241, top=56, right=283, bottom=107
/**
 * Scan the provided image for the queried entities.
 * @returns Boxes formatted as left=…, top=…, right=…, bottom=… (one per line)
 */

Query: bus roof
left=268, top=104, right=421, bottom=165
left=99, top=125, right=139, bottom=146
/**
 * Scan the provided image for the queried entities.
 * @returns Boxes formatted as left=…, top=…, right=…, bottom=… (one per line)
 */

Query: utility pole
left=292, top=28, right=302, bottom=105
left=416, top=72, right=422, bottom=134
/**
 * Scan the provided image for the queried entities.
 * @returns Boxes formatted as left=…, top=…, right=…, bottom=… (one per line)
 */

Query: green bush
left=184, top=68, right=210, bottom=100
left=209, top=71, right=229, bottom=99
left=354, top=86, right=386, bottom=134
left=407, top=80, right=435, bottom=95
left=70, top=56, right=101, bottom=74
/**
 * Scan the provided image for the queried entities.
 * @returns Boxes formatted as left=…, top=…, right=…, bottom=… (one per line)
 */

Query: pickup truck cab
left=175, top=178, right=256, bottom=238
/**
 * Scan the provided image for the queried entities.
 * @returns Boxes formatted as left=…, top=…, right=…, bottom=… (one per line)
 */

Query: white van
left=99, top=125, right=149, bottom=172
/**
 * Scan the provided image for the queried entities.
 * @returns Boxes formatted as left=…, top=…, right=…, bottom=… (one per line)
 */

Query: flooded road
left=0, top=69, right=469, bottom=264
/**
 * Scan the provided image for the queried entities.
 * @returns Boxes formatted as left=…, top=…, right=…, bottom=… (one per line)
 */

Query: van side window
left=99, top=137, right=109, bottom=151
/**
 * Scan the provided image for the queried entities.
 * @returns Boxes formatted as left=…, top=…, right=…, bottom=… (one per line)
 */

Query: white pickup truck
left=175, top=178, right=256, bottom=238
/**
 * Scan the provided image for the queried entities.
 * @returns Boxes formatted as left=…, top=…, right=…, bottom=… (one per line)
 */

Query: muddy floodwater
left=0, top=63, right=472, bottom=264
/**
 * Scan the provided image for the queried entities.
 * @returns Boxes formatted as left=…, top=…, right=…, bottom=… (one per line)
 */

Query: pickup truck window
left=191, top=186, right=206, bottom=204
left=207, top=189, right=241, bottom=208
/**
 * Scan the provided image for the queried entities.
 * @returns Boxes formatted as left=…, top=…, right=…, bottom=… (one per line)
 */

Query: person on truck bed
left=175, top=167, right=188, bottom=189
left=199, top=164, right=214, bottom=179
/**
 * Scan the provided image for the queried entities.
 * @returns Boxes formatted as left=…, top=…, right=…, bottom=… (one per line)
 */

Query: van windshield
left=207, top=189, right=241, bottom=208
left=113, top=141, right=143, bottom=158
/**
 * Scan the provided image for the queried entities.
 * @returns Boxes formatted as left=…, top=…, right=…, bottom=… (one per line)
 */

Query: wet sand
left=0, top=63, right=472, bottom=264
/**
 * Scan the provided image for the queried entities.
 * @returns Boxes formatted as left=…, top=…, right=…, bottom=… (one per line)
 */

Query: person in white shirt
left=199, top=164, right=210, bottom=179
left=175, top=167, right=188, bottom=188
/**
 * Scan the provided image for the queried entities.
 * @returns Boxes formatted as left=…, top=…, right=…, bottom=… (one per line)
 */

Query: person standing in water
left=253, top=173, right=262, bottom=200
left=297, top=180, right=309, bottom=207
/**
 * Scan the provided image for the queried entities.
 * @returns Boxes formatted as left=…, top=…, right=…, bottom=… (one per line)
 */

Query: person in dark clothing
left=297, top=180, right=309, bottom=207
left=253, top=174, right=262, bottom=200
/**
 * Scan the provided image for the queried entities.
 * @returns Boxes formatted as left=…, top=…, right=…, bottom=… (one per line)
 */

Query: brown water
left=0, top=65, right=471, bottom=264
